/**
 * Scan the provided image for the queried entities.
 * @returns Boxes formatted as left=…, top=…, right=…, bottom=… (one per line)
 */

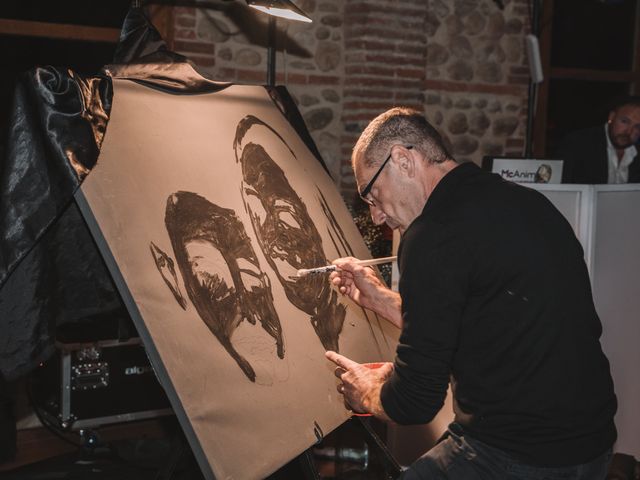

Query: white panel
left=531, top=183, right=640, bottom=457
left=592, top=185, right=640, bottom=456
left=528, top=184, right=593, bottom=271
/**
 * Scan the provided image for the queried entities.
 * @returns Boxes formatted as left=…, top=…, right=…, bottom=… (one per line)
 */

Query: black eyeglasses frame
left=358, top=145, right=413, bottom=206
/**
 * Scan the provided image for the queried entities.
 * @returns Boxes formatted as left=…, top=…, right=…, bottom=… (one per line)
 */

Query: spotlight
left=246, top=0, right=312, bottom=23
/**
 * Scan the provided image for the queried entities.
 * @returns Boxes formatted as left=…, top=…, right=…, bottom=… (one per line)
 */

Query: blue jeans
left=399, top=423, right=612, bottom=479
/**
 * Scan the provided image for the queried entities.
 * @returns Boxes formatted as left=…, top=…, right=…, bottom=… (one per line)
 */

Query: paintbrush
left=295, top=255, right=398, bottom=277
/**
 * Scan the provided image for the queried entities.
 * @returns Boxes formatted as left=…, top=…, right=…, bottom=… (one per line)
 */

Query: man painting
left=326, top=108, right=616, bottom=479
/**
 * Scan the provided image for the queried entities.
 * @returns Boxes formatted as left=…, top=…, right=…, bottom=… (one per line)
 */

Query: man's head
left=607, top=96, right=640, bottom=151
left=352, top=107, right=456, bottom=234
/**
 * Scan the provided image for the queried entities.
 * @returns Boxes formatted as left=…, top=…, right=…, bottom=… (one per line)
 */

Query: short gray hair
left=352, top=107, right=453, bottom=169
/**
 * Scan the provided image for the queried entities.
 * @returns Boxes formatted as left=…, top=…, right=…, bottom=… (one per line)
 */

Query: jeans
left=399, top=423, right=612, bottom=480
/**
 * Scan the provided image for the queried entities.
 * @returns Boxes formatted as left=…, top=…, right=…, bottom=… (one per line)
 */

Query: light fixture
left=246, top=0, right=313, bottom=23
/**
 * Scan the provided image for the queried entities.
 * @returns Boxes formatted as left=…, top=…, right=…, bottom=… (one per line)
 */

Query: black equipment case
left=33, top=337, right=173, bottom=430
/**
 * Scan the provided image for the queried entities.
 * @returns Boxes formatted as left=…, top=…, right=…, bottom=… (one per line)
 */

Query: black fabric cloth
left=0, top=68, right=119, bottom=381
left=0, top=7, right=232, bottom=382
left=555, top=125, right=640, bottom=184
left=0, top=372, right=16, bottom=463
left=107, top=7, right=231, bottom=94
left=380, top=162, right=617, bottom=467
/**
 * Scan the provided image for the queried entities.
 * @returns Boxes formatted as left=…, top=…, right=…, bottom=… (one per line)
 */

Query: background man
left=557, top=96, right=640, bottom=184
left=326, top=107, right=617, bottom=479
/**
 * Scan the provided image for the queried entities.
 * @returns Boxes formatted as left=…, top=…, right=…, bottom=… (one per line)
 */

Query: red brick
left=344, top=39, right=396, bottom=52
left=344, top=3, right=373, bottom=15
left=345, top=65, right=396, bottom=76
left=237, top=69, right=269, bottom=83
left=344, top=89, right=393, bottom=99
left=308, top=75, right=340, bottom=85
left=174, top=7, right=195, bottom=15
left=397, top=68, right=425, bottom=79
left=343, top=101, right=397, bottom=111
left=218, top=67, right=236, bottom=76
left=394, top=91, right=424, bottom=101
left=347, top=26, right=425, bottom=44
left=364, top=54, right=423, bottom=66
left=424, top=79, right=527, bottom=96
left=190, top=56, right=216, bottom=67
left=345, top=14, right=426, bottom=30
left=403, top=45, right=427, bottom=56
left=217, top=68, right=237, bottom=81
left=343, top=112, right=390, bottom=121
left=174, top=29, right=196, bottom=40
left=284, top=73, right=308, bottom=84
left=349, top=76, right=422, bottom=89
left=174, top=40, right=214, bottom=55
left=345, top=4, right=426, bottom=18
left=176, top=16, right=196, bottom=28
left=507, top=75, right=530, bottom=85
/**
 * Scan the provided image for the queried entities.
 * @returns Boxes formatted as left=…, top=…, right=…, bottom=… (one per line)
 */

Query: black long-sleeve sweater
left=380, top=162, right=616, bottom=467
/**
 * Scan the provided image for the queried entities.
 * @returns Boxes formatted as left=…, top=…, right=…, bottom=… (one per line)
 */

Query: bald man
left=326, top=108, right=616, bottom=479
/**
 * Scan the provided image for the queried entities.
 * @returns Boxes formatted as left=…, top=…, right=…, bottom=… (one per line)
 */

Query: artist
left=325, top=108, right=617, bottom=479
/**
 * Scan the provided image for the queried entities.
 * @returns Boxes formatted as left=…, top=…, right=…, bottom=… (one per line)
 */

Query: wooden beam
left=532, top=0, right=554, bottom=157
left=550, top=67, right=640, bottom=83
left=633, top=1, right=640, bottom=94
left=0, top=18, right=120, bottom=43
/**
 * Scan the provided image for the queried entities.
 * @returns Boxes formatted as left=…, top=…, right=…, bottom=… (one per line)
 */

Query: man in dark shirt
left=325, top=107, right=616, bottom=478
left=556, top=96, right=640, bottom=184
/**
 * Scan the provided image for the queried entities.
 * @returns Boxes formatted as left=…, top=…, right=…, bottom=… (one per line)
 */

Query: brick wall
left=166, top=0, right=531, bottom=201
left=341, top=0, right=428, bottom=193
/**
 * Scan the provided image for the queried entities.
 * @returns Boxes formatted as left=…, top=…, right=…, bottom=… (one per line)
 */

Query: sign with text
left=483, top=158, right=564, bottom=184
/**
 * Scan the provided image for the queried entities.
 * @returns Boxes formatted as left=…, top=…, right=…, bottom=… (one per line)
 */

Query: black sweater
left=380, top=162, right=616, bottom=467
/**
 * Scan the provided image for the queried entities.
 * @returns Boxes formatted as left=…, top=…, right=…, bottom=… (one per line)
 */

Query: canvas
left=76, top=78, right=398, bottom=480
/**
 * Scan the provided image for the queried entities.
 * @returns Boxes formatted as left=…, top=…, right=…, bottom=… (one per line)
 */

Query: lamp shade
left=246, top=0, right=312, bottom=23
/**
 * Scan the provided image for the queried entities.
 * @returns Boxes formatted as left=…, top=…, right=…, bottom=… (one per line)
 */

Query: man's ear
left=607, top=110, right=616, bottom=124
left=392, top=146, right=416, bottom=178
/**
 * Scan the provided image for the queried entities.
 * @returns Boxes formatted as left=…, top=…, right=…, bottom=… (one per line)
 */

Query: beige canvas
left=77, top=78, right=398, bottom=480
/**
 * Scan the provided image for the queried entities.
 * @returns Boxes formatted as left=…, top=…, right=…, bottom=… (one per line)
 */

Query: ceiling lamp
left=246, top=0, right=312, bottom=23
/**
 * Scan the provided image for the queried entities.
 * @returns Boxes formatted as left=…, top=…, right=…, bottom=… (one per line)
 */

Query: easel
left=268, top=416, right=403, bottom=480
left=152, top=415, right=402, bottom=480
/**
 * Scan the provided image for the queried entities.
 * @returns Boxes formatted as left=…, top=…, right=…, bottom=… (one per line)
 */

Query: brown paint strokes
left=161, top=191, right=284, bottom=382
left=234, top=115, right=346, bottom=352
left=150, top=241, right=188, bottom=310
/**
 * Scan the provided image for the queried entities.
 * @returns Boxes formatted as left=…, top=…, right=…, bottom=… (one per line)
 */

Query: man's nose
left=369, top=204, right=386, bottom=226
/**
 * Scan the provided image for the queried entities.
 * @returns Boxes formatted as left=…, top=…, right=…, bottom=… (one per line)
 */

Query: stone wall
left=423, top=0, right=530, bottom=164
left=168, top=0, right=531, bottom=200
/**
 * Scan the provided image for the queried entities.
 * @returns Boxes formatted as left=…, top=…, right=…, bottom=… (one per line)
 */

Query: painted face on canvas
left=161, top=191, right=284, bottom=382
left=234, top=116, right=346, bottom=351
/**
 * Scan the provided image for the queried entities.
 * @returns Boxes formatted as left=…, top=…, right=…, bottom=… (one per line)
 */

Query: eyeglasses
left=358, top=145, right=413, bottom=206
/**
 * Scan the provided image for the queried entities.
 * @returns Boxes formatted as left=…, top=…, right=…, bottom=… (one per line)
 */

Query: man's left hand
left=325, top=351, right=393, bottom=420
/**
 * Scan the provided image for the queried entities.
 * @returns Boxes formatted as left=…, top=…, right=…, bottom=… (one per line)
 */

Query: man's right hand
left=330, top=257, right=403, bottom=329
